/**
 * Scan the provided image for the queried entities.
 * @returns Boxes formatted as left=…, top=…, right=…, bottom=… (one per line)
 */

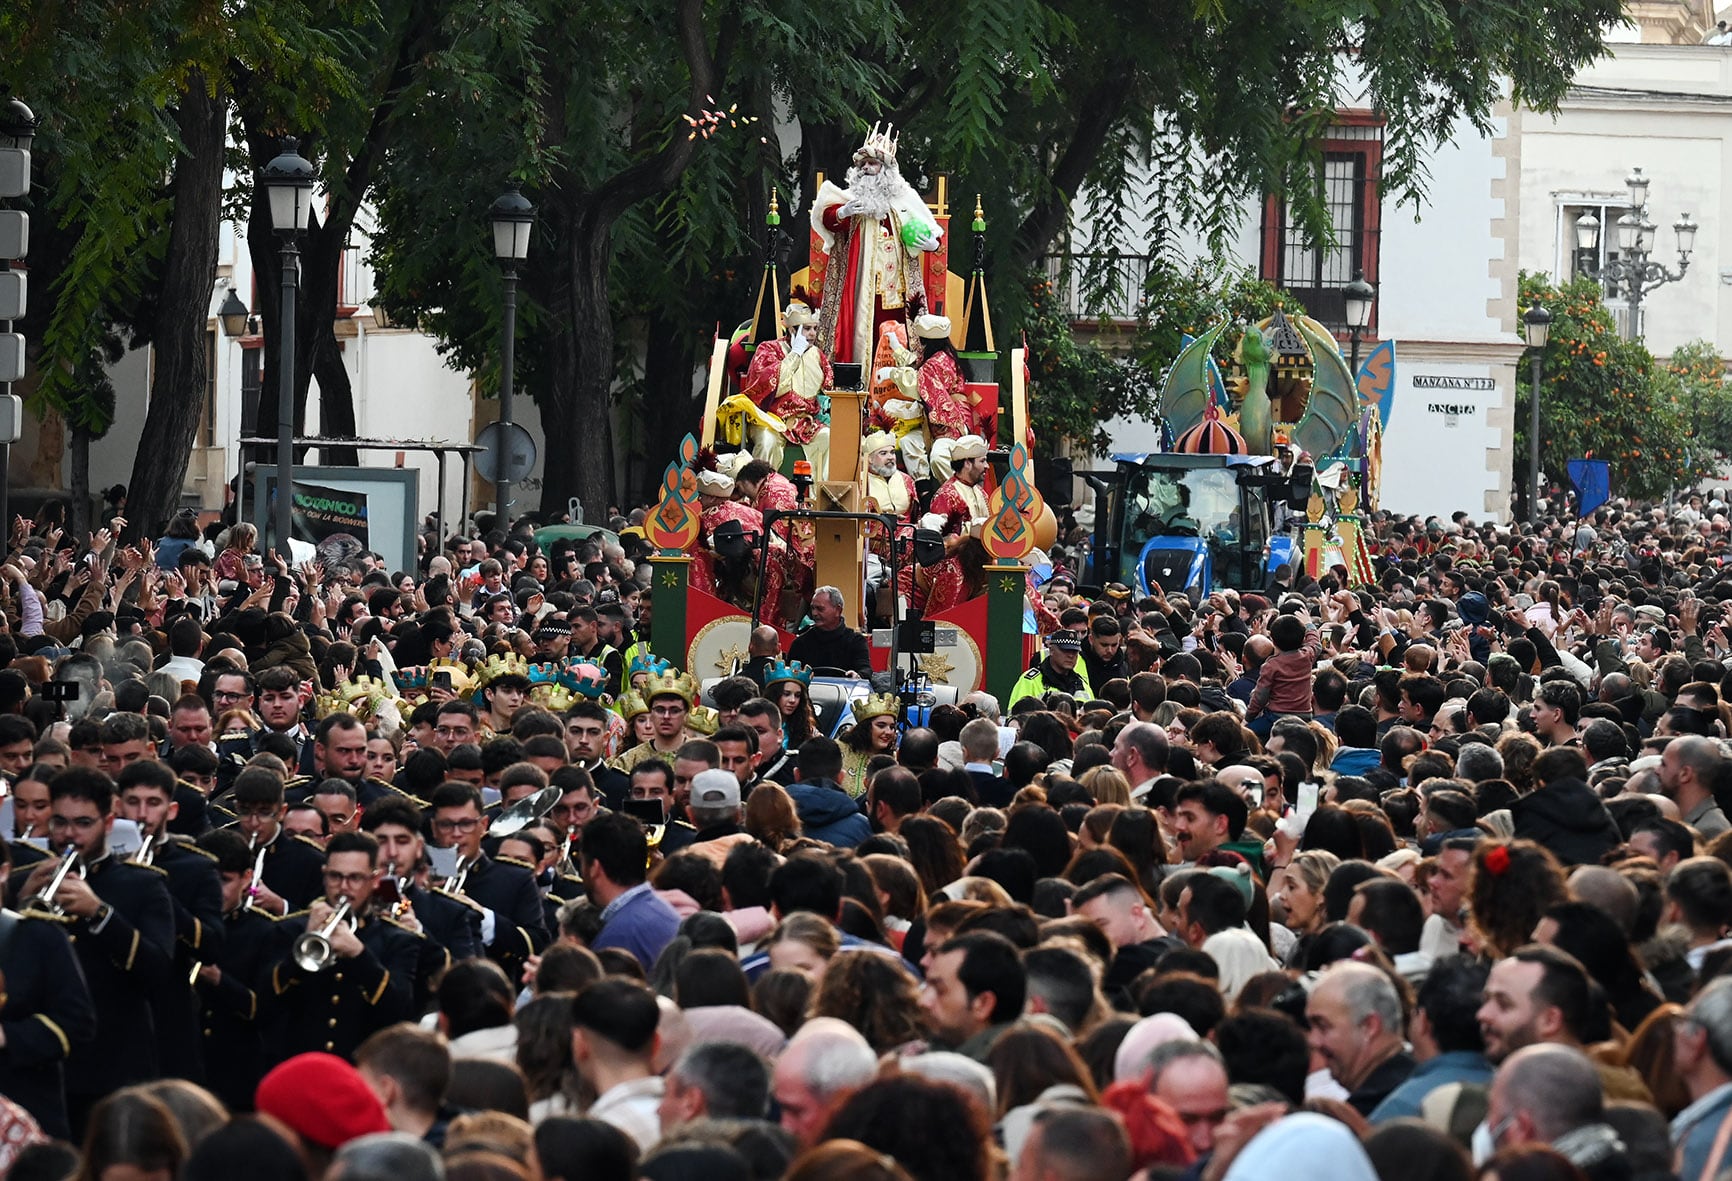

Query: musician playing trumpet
left=17, top=768, right=174, bottom=1135
left=427, top=784, right=547, bottom=981
left=361, top=798, right=482, bottom=1008
left=267, top=832, right=419, bottom=1063
left=115, top=762, right=224, bottom=1088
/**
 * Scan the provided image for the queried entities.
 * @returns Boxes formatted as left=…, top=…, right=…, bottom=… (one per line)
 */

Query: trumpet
left=132, top=831, right=158, bottom=867
left=245, top=833, right=267, bottom=912
left=290, top=898, right=354, bottom=973
left=373, top=874, right=414, bottom=920
left=23, top=846, right=82, bottom=917
left=444, top=855, right=474, bottom=896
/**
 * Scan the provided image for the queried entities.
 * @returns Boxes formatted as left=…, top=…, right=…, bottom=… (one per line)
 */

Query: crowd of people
left=3, top=489, right=1732, bottom=1181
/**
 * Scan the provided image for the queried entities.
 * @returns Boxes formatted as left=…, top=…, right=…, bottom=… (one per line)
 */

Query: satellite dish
left=475, top=422, right=537, bottom=484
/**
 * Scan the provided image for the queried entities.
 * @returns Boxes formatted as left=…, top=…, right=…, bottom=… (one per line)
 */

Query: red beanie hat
left=255, top=1053, right=391, bottom=1150
left=1101, top=1081, right=1196, bottom=1170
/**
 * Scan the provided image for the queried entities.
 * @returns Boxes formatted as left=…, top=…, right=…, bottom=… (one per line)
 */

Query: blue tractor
left=1080, top=451, right=1310, bottom=601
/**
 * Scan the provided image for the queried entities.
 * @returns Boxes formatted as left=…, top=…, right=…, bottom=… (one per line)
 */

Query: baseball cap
left=691, top=769, right=741, bottom=810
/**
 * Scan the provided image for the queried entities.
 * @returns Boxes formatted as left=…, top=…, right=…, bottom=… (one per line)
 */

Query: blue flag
left=1567, top=459, right=1611, bottom=518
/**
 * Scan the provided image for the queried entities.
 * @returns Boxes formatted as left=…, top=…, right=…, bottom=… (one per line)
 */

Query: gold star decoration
left=999, top=576, right=1020, bottom=593
left=917, top=652, right=955, bottom=682
left=660, top=571, right=680, bottom=587
left=713, top=644, right=747, bottom=673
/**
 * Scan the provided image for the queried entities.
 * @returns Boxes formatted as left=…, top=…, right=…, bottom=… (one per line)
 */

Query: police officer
left=193, top=828, right=285, bottom=1112
left=18, top=767, right=175, bottom=1135
left=227, top=766, right=327, bottom=912
left=0, top=840, right=97, bottom=1139
left=115, top=761, right=225, bottom=1086
left=266, top=831, right=420, bottom=1064
left=1006, top=629, right=1094, bottom=709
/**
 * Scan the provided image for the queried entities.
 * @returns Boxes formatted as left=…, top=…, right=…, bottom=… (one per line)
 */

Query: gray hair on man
left=812, top=586, right=846, bottom=612
left=1146, top=1039, right=1223, bottom=1091
left=1325, top=960, right=1404, bottom=1033
left=329, top=1133, right=445, bottom=1181
left=1455, top=743, right=1504, bottom=783
left=1494, top=1043, right=1604, bottom=1141
left=783, top=1017, right=878, bottom=1097
left=668, top=1040, right=771, bottom=1120
left=1690, top=975, right=1732, bottom=1076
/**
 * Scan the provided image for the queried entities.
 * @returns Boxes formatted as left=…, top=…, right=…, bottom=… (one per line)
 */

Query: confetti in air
left=683, top=99, right=762, bottom=141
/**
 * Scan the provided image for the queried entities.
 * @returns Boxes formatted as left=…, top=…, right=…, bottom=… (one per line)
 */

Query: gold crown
left=687, top=705, right=719, bottom=735
left=313, top=675, right=393, bottom=721
left=530, top=682, right=578, bottom=713
left=617, top=690, right=649, bottom=720
left=475, top=652, right=531, bottom=689
left=642, top=669, right=697, bottom=707
left=427, top=657, right=477, bottom=695
left=850, top=692, right=901, bottom=724
left=854, top=121, right=899, bottom=165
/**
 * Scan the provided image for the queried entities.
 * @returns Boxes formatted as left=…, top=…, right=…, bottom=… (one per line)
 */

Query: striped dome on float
left=1174, top=405, right=1247, bottom=455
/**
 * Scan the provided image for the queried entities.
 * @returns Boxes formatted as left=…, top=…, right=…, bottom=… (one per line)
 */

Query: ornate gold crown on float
left=851, top=692, right=901, bottom=724
left=641, top=669, right=698, bottom=707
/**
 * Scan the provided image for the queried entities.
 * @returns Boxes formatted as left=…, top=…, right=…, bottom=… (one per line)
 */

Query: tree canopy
left=4, top=0, right=1633, bottom=522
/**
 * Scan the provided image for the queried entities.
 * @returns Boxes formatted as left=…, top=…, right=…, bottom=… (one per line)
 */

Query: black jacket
left=1511, top=777, right=1623, bottom=867
left=63, top=856, right=176, bottom=1110
left=198, top=905, right=285, bottom=1112
left=266, top=912, right=420, bottom=1064
left=0, top=912, right=97, bottom=1138
left=789, top=624, right=874, bottom=680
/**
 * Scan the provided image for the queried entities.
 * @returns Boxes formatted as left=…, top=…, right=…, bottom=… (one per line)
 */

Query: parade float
left=1084, top=305, right=1396, bottom=599
left=642, top=125, right=1050, bottom=709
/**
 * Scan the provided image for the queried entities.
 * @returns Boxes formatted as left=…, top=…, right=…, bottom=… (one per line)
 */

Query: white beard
left=868, top=458, right=898, bottom=479
left=844, top=162, right=915, bottom=218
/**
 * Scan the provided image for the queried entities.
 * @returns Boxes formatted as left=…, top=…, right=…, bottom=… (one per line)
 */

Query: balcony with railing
left=1041, top=252, right=1154, bottom=326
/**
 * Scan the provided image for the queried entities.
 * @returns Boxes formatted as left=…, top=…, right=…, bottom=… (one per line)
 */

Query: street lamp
left=1343, top=270, right=1376, bottom=374
left=1576, top=166, right=1693, bottom=341
left=218, top=288, right=249, bottom=339
left=490, top=187, right=534, bottom=524
left=218, top=289, right=264, bottom=527
left=1524, top=304, right=1553, bottom=525
left=0, top=98, right=34, bottom=150
left=260, top=137, right=315, bottom=552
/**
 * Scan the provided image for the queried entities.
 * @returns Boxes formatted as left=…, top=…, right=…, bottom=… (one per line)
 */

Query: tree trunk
left=539, top=214, right=615, bottom=524
left=69, top=426, right=90, bottom=539
left=125, top=77, right=226, bottom=538
left=300, top=221, right=359, bottom=465
left=638, top=309, right=704, bottom=505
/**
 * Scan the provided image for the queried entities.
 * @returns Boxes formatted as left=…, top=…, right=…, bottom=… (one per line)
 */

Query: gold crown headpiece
left=853, top=121, right=899, bottom=166
left=850, top=692, right=901, bottom=724
left=642, top=669, right=697, bottom=707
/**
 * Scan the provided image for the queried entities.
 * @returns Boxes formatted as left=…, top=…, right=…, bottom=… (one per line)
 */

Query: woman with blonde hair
left=212, top=522, right=258, bottom=584
left=744, top=782, right=802, bottom=852
left=1080, top=765, right=1132, bottom=806
left=1271, top=848, right=1340, bottom=967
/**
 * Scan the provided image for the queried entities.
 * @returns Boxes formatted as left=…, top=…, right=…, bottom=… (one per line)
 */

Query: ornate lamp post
left=490, top=188, right=534, bottom=524
left=259, top=139, right=316, bottom=549
left=1576, top=167, right=1696, bottom=341
left=1343, top=270, right=1376, bottom=374
left=1524, top=304, right=1553, bottom=524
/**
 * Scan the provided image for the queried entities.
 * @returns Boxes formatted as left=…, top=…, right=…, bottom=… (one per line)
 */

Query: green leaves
left=1515, top=272, right=1712, bottom=503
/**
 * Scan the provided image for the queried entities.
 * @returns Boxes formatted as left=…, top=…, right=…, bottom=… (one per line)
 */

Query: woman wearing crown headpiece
left=838, top=693, right=901, bottom=799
